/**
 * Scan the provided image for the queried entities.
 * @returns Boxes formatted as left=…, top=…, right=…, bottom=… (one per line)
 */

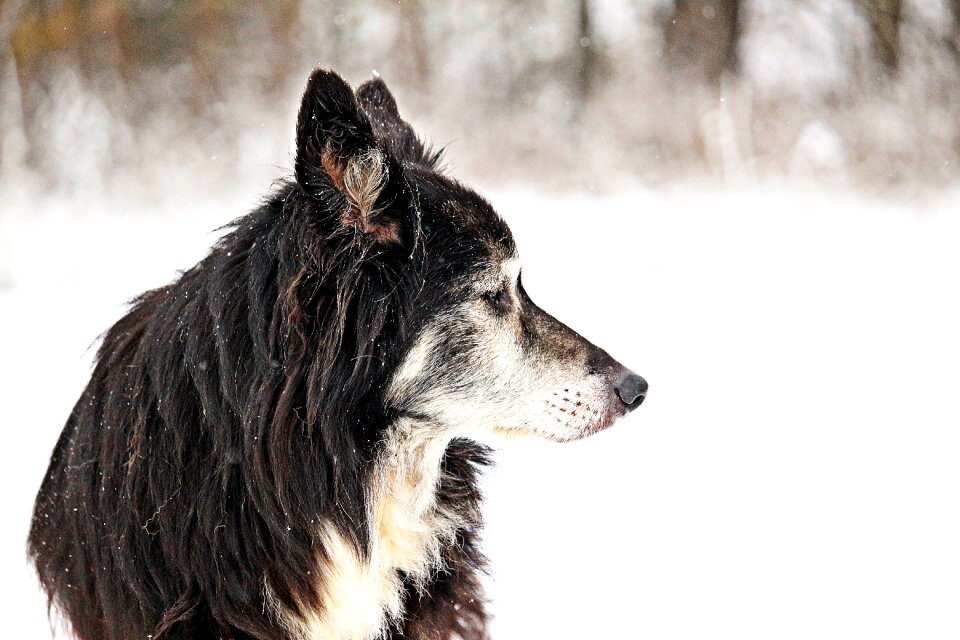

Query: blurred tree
left=575, top=0, right=598, bottom=105
left=395, top=0, right=430, bottom=96
left=184, top=1, right=229, bottom=116
left=663, top=0, right=740, bottom=85
left=862, top=0, right=903, bottom=75
left=1, top=0, right=959, bottom=193
left=949, top=0, right=960, bottom=55
left=264, top=0, right=301, bottom=96
left=9, top=0, right=65, bottom=171
left=0, top=0, right=12, bottom=175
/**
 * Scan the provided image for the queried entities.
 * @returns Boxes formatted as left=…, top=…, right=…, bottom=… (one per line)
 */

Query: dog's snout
left=587, top=352, right=648, bottom=412
left=614, top=371, right=648, bottom=410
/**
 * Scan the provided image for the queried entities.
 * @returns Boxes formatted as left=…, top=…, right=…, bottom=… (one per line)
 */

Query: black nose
left=614, top=372, right=648, bottom=409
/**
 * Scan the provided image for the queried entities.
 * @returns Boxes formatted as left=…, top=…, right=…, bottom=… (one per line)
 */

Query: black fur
left=29, top=69, right=509, bottom=640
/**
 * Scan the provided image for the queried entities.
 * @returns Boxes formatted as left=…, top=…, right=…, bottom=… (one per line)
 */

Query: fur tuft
left=340, top=147, right=399, bottom=244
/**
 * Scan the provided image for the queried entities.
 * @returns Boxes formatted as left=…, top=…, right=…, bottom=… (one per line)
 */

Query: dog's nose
left=614, top=372, right=648, bottom=410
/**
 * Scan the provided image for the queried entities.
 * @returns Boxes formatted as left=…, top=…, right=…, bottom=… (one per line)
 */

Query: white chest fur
left=296, top=425, right=458, bottom=640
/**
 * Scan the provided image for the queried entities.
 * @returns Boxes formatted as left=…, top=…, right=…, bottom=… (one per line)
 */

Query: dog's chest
left=304, top=443, right=457, bottom=640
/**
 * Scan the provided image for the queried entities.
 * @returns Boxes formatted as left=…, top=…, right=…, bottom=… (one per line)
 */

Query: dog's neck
left=373, top=417, right=458, bottom=582
left=297, top=418, right=459, bottom=640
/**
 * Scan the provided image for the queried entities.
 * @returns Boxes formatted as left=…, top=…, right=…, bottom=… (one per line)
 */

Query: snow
left=2, top=187, right=959, bottom=638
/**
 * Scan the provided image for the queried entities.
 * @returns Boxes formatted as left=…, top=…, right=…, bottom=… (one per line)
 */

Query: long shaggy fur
left=29, top=67, right=643, bottom=640
left=29, top=71, right=491, bottom=639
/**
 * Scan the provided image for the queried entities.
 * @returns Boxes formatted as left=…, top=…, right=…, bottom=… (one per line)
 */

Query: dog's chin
left=492, top=409, right=624, bottom=443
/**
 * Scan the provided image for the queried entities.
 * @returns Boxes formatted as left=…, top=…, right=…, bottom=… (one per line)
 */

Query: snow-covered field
left=2, top=187, right=959, bottom=638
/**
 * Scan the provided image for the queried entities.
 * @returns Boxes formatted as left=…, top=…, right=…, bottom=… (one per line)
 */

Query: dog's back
left=31, top=287, right=180, bottom=638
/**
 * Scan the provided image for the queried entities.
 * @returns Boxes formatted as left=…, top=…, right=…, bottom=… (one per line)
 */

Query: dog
left=28, top=68, right=647, bottom=640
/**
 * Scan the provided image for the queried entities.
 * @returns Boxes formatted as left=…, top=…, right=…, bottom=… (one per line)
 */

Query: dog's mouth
left=492, top=406, right=626, bottom=443
left=491, top=425, right=536, bottom=439
left=571, top=407, right=624, bottom=441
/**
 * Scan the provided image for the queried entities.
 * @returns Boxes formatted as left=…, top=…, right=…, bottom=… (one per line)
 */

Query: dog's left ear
left=296, top=68, right=404, bottom=245
left=356, top=76, right=438, bottom=170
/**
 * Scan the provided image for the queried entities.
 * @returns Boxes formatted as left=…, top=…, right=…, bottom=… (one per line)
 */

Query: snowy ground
left=2, top=187, right=959, bottom=639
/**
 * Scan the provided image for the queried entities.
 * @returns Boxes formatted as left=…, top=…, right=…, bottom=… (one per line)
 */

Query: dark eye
left=484, top=287, right=511, bottom=313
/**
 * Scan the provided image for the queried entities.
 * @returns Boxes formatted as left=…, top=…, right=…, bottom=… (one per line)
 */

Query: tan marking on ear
left=341, top=148, right=401, bottom=245
left=343, top=148, right=386, bottom=221
left=320, top=149, right=347, bottom=192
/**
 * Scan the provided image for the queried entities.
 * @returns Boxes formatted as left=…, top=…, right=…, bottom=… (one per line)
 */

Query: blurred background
left=2, top=0, right=960, bottom=199
left=2, top=2, right=960, bottom=639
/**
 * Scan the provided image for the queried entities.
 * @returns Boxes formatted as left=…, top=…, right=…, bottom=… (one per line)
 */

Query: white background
left=2, top=186, right=959, bottom=638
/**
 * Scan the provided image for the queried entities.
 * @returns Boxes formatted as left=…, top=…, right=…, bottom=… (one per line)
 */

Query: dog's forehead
left=440, top=199, right=515, bottom=261
left=412, top=170, right=516, bottom=259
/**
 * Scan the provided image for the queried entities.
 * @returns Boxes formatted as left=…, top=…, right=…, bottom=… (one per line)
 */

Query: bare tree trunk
left=7, top=0, right=49, bottom=173
left=864, top=0, right=903, bottom=75
left=0, top=0, right=11, bottom=175
left=575, top=0, right=599, bottom=105
left=266, top=0, right=301, bottom=98
left=185, top=0, right=227, bottom=117
left=112, top=4, right=138, bottom=90
left=664, top=0, right=740, bottom=85
left=396, top=0, right=429, bottom=97
left=0, top=0, right=27, bottom=288
left=948, top=0, right=960, bottom=55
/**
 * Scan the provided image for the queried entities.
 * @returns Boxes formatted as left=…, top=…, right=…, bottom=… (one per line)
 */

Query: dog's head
left=294, top=69, right=646, bottom=443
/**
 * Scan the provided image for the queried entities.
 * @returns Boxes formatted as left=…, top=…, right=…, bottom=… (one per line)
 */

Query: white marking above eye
left=474, top=257, right=522, bottom=295
left=502, top=257, right=522, bottom=288
left=501, top=258, right=520, bottom=284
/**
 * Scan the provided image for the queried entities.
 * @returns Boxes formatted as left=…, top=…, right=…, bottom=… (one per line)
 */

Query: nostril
left=614, top=373, right=648, bottom=409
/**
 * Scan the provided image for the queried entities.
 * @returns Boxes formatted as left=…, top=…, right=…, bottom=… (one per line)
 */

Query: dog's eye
left=484, top=288, right=511, bottom=313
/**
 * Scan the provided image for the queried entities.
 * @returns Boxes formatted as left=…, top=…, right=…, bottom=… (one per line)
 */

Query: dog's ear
left=356, top=75, right=441, bottom=170
left=296, top=69, right=404, bottom=244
